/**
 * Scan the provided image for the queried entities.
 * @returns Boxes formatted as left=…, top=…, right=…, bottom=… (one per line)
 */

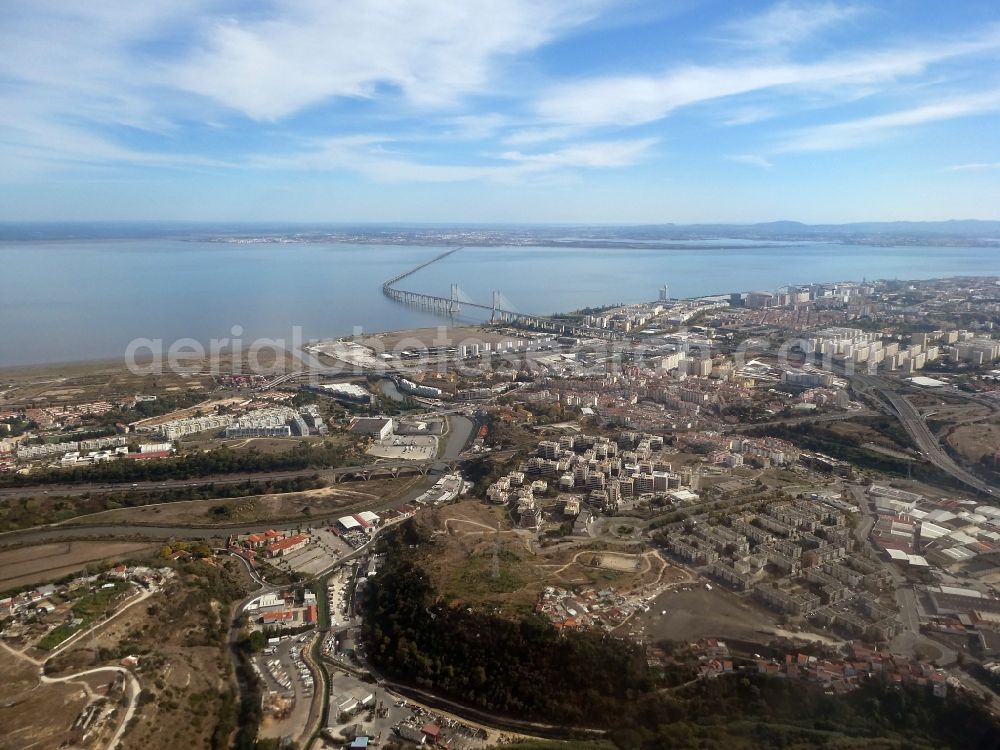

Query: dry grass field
left=0, top=349, right=301, bottom=408
left=43, top=559, right=252, bottom=750
left=411, top=501, right=686, bottom=615
left=945, top=420, right=1000, bottom=465
left=0, top=646, right=97, bottom=750
left=0, top=541, right=157, bottom=592
left=0, top=359, right=214, bottom=407
left=60, top=476, right=422, bottom=528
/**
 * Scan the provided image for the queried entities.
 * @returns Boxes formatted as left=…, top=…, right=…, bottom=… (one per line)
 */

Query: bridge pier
left=384, top=250, right=570, bottom=332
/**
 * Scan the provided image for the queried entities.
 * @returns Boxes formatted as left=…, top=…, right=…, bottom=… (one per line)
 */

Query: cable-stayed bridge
left=381, top=246, right=601, bottom=336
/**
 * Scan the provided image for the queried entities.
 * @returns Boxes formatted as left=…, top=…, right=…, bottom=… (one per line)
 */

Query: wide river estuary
left=1, top=240, right=997, bottom=367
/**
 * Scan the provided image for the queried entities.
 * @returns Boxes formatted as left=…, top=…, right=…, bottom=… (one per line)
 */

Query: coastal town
left=8, top=1, right=1000, bottom=746
left=3, top=273, right=1000, bottom=749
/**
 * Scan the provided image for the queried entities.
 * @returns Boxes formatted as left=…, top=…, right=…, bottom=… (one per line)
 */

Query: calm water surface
left=0, top=240, right=997, bottom=367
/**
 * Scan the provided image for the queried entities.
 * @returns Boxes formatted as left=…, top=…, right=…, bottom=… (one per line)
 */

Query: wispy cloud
left=720, top=106, right=780, bottom=127
left=727, top=154, right=774, bottom=169
left=502, top=126, right=584, bottom=146
left=775, top=90, right=1000, bottom=152
left=499, top=139, right=657, bottom=168
left=720, top=1, right=865, bottom=49
left=535, top=31, right=1000, bottom=128
left=948, top=162, right=1000, bottom=171
left=167, top=0, right=610, bottom=120
left=2, top=0, right=1000, bottom=218
left=248, top=135, right=655, bottom=183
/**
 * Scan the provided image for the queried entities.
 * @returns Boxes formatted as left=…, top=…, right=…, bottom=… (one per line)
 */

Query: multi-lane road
left=838, top=367, right=996, bottom=498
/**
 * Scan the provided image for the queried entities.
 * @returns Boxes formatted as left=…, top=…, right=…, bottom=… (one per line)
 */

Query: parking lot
left=254, top=634, right=317, bottom=740
left=312, top=527, right=356, bottom=560
left=271, top=531, right=352, bottom=577
left=325, top=567, right=358, bottom=629
left=366, top=434, right=437, bottom=461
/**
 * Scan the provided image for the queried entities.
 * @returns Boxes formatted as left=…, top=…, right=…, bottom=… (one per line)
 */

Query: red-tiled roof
left=265, top=534, right=308, bottom=554
left=127, top=450, right=172, bottom=460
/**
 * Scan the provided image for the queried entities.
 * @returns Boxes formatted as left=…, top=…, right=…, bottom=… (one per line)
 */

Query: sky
left=2, top=0, right=1000, bottom=224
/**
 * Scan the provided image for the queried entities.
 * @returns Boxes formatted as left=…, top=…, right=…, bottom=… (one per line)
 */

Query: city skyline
left=3, top=1, right=1000, bottom=223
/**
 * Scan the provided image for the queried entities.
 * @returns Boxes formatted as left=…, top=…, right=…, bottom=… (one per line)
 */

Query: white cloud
left=535, top=29, right=1000, bottom=127
left=499, top=139, right=657, bottom=168
left=168, top=0, right=610, bottom=120
left=721, top=1, right=864, bottom=49
left=2, top=0, right=999, bottom=192
left=502, top=126, right=584, bottom=146
left=720, top=106, right=780, bottom=126
left=0, top=1, right=617, bottom=177
left=249, top=135, right=656, bottom=182
left=775, top=90, right=1000, bottom=152
left=948, top=162, right=1000, bottom=171
left=727, top=154, right=774, bottom=169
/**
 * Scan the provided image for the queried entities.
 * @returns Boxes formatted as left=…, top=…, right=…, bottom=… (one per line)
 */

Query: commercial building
left=309, top=382, right=373, bottom=405
left=265, top=533, right=309, bottom=557
left=349, top=417, right=393, bottom=441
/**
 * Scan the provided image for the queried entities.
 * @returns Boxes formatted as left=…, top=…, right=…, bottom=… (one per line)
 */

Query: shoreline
left=0, top=324, right=514, bottom=380
left=2, top=272, right=998, bottom=376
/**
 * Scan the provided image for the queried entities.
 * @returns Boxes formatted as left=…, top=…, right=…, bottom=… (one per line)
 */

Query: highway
left=841, top=368, right=996, bottom=497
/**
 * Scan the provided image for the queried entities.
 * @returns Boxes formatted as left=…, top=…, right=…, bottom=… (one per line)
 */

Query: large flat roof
left=907, top=376, right=948, bottom=387
left=337, top=515, right=361, bottom=529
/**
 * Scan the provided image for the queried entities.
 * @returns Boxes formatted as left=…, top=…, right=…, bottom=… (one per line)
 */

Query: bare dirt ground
left=355, top=325, right=522, bottom=351
left=0, top=358, right=217, bottom=408
left=0, top=350, right=299, bottom=408
left=61, top=476, right=422, bottom=528
left=0, top=646, right=92, bottom=750
left=366, top=434, right=437, bottom=461
left=0, top=541, right=157, bottom=592
left=639, top=586, right=781, bottom=644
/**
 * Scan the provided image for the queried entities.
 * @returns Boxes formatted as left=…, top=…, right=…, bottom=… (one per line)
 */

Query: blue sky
left=2, top=0, right=1000, bottom=223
